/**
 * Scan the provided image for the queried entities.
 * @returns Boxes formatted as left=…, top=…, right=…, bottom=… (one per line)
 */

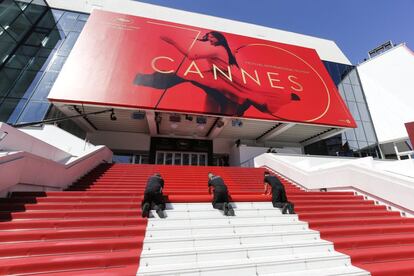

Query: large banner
left=48, top=10, right=356, bottom=128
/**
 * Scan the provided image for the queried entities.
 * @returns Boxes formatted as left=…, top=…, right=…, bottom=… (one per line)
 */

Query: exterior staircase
left=0, top=163, right=412, bottom=275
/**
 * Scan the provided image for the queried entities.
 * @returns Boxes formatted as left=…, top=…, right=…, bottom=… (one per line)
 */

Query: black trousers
left=272, top=186, right=294, bottom=212
left=212, top=187, right=230, bottom=210
left=142, top=191, right=165, bottom=211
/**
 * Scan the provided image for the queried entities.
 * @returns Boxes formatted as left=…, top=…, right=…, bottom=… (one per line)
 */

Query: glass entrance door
left=155, top=151, right=207, bottom=166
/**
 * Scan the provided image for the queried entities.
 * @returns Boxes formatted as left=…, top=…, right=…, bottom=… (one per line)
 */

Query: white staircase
left=137, top=202, right=369, bottom=276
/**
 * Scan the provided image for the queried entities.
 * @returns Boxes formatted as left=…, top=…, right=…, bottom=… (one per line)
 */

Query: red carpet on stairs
left=1, top=163, right=413, bottom=275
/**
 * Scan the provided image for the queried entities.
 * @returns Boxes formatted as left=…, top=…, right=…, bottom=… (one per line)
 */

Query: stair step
left=0, top=217, right=145, bottom=230
left=0, top=226, right=146, bottom=242
left=0, top=237, right=143, bottom=258
left=137, top=251, right=350, bottom=275
left=0, top=250, right=139, bottom=275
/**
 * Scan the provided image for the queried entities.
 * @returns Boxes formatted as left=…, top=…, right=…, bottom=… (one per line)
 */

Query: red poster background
left=48, top=10, right=356, bottom=128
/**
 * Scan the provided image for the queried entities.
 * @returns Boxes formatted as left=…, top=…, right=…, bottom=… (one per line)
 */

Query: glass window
left=165, top=153, right=173, bottom=165
left=344, top=128, right=356, bottom=141
left=347, top=101, right=360, bottom=121
left=49, top=55, right=66, bottom=71
left=77, top=14, right=89, bottom=22
left=31, top=70, right=58, bottom=100
left=73, top=20, right=86, bottom=33
left=16, top=100, right=49, bottom=123
left=199, top=154, right=206, bottom=166
left=191, top=154, right=198, bottom=165
left=348, top=70, right=359, bottom=85
left=347, top=140, right=359, bottom=151
left=354, top=121, right=367, bottom=141
left=57, top=31, right=79, bottom=56
left=51, top=9, right=64, bottom=22
left=139, top=154, right=149, bottom=164
left=4, top=52, right=31, bottom=69
left=351, top=84, right=365, bottom=103
left=324, top=62, right=340, bottom=86
left=358, top=140, right=368, bottom=150
left=14, top=0, right=32, bottom=11
left=357, top=102, right=371, bottom=122
left=8, top=70, right=42, bottom=98
left=6, top=97, right=27, bottom=124
left=341, top=73, right=352, bottom=84
left=0, top=28, right=17, bottom=64
left=23, top=1, right=48, bottom=24
left=0, top=97, right=21, bottom=122
left=362, top=121, right=377, bottom=143
left=15, top=44, right=38, bottom=57
left=24, top=30, right=46, bottom=46
left=56, top=12, right=79, bottom=34
left=337, top=83, right=346, bottom=100
left=36, top=10, right=58, bottom=30
left=6, top=12, right=32, bottom=42
left=343, top=83, right=356, bottom=102
left=113, top=154, right=133, bottom=164
left=183, top=153, right=189, bottom=165
left=43, top=28, right=64, bottom=50
left=156, top=152, right=164, bottom=164
left=0, top=0, right=22, bottom=28
left=0, top=68, right=21, bottom=97
left=27, top=52, right=51, bottom=71
left=174, top=153, right=181, bottom=165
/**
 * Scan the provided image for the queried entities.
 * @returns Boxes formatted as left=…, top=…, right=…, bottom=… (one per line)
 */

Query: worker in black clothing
left=208, top=172, right=235, bottom=216
left=142, top=172, right=166, bottom=218
left=263, top=171, right=295, bottom=214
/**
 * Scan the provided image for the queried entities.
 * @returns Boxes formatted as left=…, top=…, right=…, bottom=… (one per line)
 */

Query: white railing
left=254, top=153, right=414, bottom=213
left=0, top=123, right=112, bottom=195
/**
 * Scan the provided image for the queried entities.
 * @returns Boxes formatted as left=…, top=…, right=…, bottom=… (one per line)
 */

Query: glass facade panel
left=347, top=101, right=360, bottom=121
left=6, top=12, right=31, bottom=42
left=0, top=28, right=17, bottom=64
left=362, top=121, right=377, bottom=143
left=307, top=61, right=380, bottom=158
left=345, top=128, right=356, bottom=141
left=357, top=102, right=371, bottom=122
left=0, top=97, right=21, bottom=121
left=23, top=1, right=48, bottom=24
left=56, top=12, right=79, bottom=34
left=31, top=70, right=58, bottom=100
left=6, top=97, right=26, bottom=124
left=0, top=0, right=22, bottom=28
left=354, top=121, right=367, bottom=141
left=17, top=100, right=49, bottom=123
left=58, top=31, right=79, bottom=56
left=0, top=68, right=20, bottom=97
left=352, top=84, right=365, bottom=102
left=348, top=70, right=359, bottom=85
left=343, top=83, right=356, bottom=102
left=8, top=70, right=42, bottom=98
left=0, top=3, right=89, bottom=126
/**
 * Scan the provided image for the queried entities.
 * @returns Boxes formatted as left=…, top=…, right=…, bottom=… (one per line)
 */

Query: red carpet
left=0, top=163, right=413, bottom=275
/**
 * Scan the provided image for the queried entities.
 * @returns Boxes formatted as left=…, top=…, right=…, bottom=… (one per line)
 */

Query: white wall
left=46, top=0, right=350, bottom=64
left=87, top=131, right=150, bottom=151
left=357, top=44, right=414, bottom=144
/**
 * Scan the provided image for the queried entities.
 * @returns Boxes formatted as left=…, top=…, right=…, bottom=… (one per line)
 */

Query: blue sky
left=137, top=0, right=414, bottom=65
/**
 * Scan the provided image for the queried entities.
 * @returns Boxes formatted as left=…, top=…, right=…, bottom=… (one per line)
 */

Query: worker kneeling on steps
left=142, top=172, right=166, bottom=218
left=208, top=172, right=235, bottom=216
left=263, top=171, right=295, bottom=214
